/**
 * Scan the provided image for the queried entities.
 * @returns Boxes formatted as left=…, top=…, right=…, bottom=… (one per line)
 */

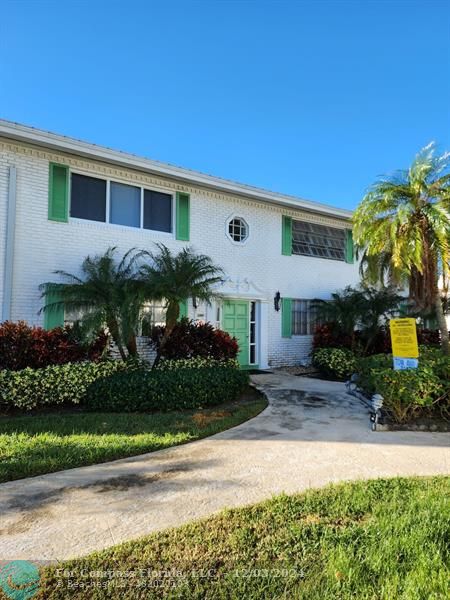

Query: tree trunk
left=107, top=318, right=127, bottom=361
left=126, top=335, right=138, bottom=357
left=434, top=288, right=449, bottom=355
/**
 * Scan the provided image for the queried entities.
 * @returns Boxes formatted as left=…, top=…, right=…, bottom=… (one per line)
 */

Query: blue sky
left=1, top=0, right=449, bottom=209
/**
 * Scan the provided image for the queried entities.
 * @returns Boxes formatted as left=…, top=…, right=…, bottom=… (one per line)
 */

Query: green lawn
left=33, top=476, right=449, bottom=599
left=0, top=390, right=266, bottom=483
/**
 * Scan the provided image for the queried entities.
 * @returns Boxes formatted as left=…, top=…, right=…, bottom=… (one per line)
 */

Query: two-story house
left=0, top=120, right=360, bottom=368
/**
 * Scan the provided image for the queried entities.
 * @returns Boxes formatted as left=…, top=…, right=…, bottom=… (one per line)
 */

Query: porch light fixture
left=274, top=291, right=281, bottom=312
left=192, top=296, right=198, bottom=309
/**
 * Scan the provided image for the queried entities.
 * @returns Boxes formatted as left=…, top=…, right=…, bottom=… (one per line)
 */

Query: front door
left=222, top=300, right=249, bottom=367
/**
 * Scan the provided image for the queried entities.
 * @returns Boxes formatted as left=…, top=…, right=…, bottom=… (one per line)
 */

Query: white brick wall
left=0, top=139, right=361, bottom=367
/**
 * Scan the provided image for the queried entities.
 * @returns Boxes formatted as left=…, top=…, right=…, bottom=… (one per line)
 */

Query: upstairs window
left=144, top=190, right=172, bottom=232
left=292, top=220, right=345, bottom=261
left=70, top=173, right=173, bottom=233
left=70, top=173, right=106, bottom=222
left=227, top=216, right=248, bottom=243
left=110, top=182, right=141, bottom=228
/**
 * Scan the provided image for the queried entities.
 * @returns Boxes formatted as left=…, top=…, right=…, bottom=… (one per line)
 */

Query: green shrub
left=357, top=351, right=450, bottom=423
left=156, top=357, right=239, bottom=371
left=312, top=347, right=357, bottom=380
left=85, top=365, right=249, bottom=412
left=0, top=360, right=131, bottom=411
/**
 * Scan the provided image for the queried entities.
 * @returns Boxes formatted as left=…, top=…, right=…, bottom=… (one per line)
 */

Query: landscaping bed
left=32, top=476, right=449, bottom=599
left=312, top=344, right=450, bottom=429
left=375, top=414, right=450, bottom=432
left=0, top=386, right=267, bottom=483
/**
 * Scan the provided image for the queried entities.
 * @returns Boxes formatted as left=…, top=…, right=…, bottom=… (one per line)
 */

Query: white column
left=2, top=165, right=17, bottom=322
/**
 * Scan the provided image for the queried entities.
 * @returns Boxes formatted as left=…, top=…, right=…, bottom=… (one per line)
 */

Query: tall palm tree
left=140, top=244, right=223, bottom=366
left=353, top=142, right=450, bottom=354
left=40, top=247, right=145, bottom=359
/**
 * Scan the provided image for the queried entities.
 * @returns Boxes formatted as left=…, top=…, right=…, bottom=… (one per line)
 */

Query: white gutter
left=2, top=165, right=17, bottom=322
left=0, top=119, right=353, bottom=220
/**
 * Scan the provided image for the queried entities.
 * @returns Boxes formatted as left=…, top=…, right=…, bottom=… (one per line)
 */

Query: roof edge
left=0, top=119, right=353, bottom=220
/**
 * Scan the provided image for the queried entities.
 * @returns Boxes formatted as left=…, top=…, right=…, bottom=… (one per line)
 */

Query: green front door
left=223, top=300, right=249, bottom=367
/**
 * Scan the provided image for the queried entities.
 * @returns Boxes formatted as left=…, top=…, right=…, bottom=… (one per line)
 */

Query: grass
left=31, top=476, right=449, bottom=599
left=0, top=388, right=266, bottom=483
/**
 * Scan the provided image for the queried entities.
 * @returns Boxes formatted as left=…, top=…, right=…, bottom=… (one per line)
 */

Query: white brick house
left=0, top=120, right=360, bottom=368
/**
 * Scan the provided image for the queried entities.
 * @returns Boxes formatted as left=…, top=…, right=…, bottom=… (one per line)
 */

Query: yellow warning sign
left=389, top=318, right=419, bottom=358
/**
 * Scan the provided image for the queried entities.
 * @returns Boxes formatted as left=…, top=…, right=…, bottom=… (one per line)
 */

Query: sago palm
left=140, top=244, right=223, bottom=366
left=353, top=142, right=450, bottom=354
left=41, top=247, right=145, bottom=359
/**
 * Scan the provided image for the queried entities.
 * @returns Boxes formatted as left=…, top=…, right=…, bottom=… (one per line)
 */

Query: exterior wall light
left=274, top=291, right=281, bottom=312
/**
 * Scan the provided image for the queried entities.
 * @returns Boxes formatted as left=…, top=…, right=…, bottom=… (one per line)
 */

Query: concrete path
left=1, top=373, right=449, bottom=562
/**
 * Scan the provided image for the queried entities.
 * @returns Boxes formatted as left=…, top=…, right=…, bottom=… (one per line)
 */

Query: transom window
left=292, top=299, right=319, bottom=335
left=227, top=217, right=248, bottom=243
left=292, top=220, right=345, bottom=261
left=70, top=173, right=173, bottom=233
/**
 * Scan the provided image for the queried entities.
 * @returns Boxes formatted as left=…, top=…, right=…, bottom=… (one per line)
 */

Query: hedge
left=156, top=357, right=239, bottom=371
left=357, top=348, right=450, bottom=423
left=0, top=360, right=131, bottom=411
left=85, top=365, right=249, bottom=412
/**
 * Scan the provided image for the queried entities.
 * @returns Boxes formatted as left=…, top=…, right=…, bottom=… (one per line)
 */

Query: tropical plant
left=312, top=286, right=366, bottom=341
left=357, top=350, right=450, bottom=423
left=312, top=347, right=357, bottom=380
left=0, top=321, right=108, bottom=371
left=140, top=244, right=223, bottom=367
left=40, top=247, right=146, bottom=359
left=353, top=142, right=450, bottom=354
left=312, top=285, right=401, bottom=353
left=150, top=318, right=238, bottom=361
left=357, top=286, right=403, bottom=353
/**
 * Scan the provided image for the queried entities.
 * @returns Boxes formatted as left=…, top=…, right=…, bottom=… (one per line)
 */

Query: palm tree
left=312, top=286, right=365, bottom=339
left=353, top=142, right=450, bottom=354
left=312, top=285, right=401, bottom=353
left=40, top=247, right=145, bottom=360
left=140, top=244, right=223, bottom=367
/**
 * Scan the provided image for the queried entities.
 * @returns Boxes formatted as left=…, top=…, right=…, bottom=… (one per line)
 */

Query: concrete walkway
left=1, top=373, right=449, bottom=562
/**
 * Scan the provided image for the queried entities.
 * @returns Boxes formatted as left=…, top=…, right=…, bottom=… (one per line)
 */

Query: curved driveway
left=0, top=373, right=449, bottom=561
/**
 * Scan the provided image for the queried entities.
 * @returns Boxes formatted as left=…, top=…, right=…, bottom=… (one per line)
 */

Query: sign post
left=389, top=318, right=419, bottom=370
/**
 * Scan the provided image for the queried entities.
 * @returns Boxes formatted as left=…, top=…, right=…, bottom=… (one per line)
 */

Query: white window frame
left=249, top=300, right=258, bottom=365
left=291, top=299, right=318, bottom=336
left=69, top=168, right=175, bottom=236
left=225, top=213, right=250, bottom=245
left=292, top=219, right=346, bottom=262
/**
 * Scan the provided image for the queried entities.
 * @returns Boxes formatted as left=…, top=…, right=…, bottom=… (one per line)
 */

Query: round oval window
left=228, top=217, right=248, bottom=243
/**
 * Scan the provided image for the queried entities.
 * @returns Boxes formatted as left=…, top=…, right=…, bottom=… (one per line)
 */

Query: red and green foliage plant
left=0, top=321, right=108, bottom=371
left=313, top=322, right=440, bottom=356
left=312, top=323, right=355, bottom=351
left=150, top=318, right=238, bottom=361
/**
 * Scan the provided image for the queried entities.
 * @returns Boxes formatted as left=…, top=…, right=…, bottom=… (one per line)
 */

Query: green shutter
left=176, top=192, right=190, bottom=241
left=345, top=229, right=354, bottom=264
left=178, top=299, right=188, bottom=320
left=282, top=216, right=292, bottom=256
left=43, top=286, right=65, bottom=330
left=281, top=297, right=292, bottom=338
left=48, top=163, right=69, bottom=222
